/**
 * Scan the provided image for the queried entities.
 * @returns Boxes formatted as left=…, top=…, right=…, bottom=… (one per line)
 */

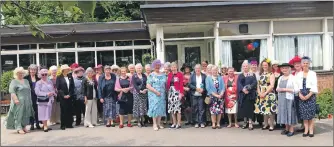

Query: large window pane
left=116, top=50, right=133, bottom=67
left=134, top=49, right=151, bottom=64
left=19, top=44, right=37, bottom=50
left=1, top=55, right=17, bottom=72
left=97, top=51, right=114, bottom=66
left=19, top=54, right=37, bottom=69
left=78, top=42, right=95, bottom=48
left=57, top=42, right=75, bottom=49
left=134, top=40, right=151, bottom=45
left=58, top=52, right=75, bottom=65
left=39, top=43, right=56, bottom=49
left=165, top=45, right=178, bottom=63
left=96, top=41, right=113, bottom=47
left=39, top=53, right=57, bottom=68
left=1, top=45, right=18, bottom=51
left=78, top=51, right=95, bottom=69
left=115, top=41, right=132, bottom=46
left=231, top=40, right=260, bottom=72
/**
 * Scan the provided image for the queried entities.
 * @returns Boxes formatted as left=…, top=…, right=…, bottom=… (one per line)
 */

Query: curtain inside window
left=259, top=39, right=267, bottom=62
left=274, top=36, right=295, bottom=63
left=297, top=35, right=323, bottom=70
left=220, top=41, right=232, bottom=67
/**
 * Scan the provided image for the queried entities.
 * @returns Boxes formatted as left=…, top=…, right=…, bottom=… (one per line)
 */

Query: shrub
left=316, top=88, right=333, bottom=119
left=0, top=70, right=14, bottom=93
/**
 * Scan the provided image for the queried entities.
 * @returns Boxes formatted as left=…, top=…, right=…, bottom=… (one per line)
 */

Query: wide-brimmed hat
left=180, top=63, right=193, bottom=72
left=151, top=59, right=163, bottom=69
left=70, top=63, right=79, bottom=69
left=73, top=66, right=85, bottom=73
left=271, top=60, right=279, bottom=65
left=94, top=64, right=103, bottom=69
left=278, top=63, right=294, bottom=68
left=60, top=64, right=71, bottom=71
left=289, top=55, right=302, bottom=65
left=111, top=64, right=120, bottom=70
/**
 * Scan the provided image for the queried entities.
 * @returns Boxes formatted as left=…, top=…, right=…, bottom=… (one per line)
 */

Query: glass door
left=184, top=46, right=201, bottom=68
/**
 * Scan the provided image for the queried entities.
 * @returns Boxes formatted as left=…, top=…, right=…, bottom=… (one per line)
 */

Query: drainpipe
left=0, top=5, right=3, bottom=101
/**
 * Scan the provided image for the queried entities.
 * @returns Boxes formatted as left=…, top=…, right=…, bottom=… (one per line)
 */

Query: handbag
left=37, top=95, right=49, bottom=103
left=118, top=92, right=128, bottom=103
left=204, top=96, right=211, bottom=105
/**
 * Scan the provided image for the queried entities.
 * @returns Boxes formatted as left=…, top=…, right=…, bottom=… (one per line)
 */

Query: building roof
left=141, top=1, right=333, bottom=24
left=0, top=20, right=146, bottom=37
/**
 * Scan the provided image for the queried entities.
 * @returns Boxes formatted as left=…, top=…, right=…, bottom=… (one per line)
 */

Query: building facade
left=1, top=1, right=333, bottom=74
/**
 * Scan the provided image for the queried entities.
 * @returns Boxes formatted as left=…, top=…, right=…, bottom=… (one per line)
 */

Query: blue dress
left=298, top=78, right=316, bottom=120
left=147, top=72, right=167, bottom=118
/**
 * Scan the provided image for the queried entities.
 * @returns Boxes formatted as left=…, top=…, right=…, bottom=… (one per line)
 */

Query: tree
left=0, top=1, right=142, bottom=38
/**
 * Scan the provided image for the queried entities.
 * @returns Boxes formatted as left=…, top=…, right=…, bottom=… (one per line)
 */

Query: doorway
left=184, top=46, right=201, bottom=68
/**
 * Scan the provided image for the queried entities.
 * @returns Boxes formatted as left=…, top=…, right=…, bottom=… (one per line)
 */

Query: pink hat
left=94, top=64, right=103, bottom=69
left=73, top=66, right=85, bottom=73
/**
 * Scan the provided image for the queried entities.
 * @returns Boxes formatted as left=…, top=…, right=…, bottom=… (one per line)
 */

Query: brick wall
left=317, top=71, right=333, bottom=93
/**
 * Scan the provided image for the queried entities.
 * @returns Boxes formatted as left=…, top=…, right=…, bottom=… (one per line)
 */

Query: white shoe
left=195, top=124, right=199, bottom=128
left=88, top=125, right=94, bottom=128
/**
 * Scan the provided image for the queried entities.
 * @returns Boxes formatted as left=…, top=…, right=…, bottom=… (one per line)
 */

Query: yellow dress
left=254, top=72, right=277, bottom=115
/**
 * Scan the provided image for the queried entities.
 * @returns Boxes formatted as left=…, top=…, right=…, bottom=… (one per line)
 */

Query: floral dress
left=210, top=78, right=224, bottom=115
left=298, top=78, right=316, bottom=120
left=254, top=72, right=277, bottom=115
left=147, top=73, right=167, bottom=118
left=225, top=79, right=238, bottom=114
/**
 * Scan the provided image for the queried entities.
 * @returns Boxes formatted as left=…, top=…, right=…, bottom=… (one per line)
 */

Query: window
left=96, top=41, right=114, bottom=47
left=1, top=55, right=17, bottom=73
left=231, top=40, right=261, bottom=72
left=39, top=53, right=57, bottom=68
left=77, top=42, right=95, bottom=48
left=58, top=52, right=75, bottom=65
left=116, top=50, right=133, bottom=67
left=19, top=44, right=37, bottom=50
left=1, top=45, right=17, bottom=51
left=57, top=42, right=75, bottom=49
left=115, top=40, right=132, bottom=46
left=78, top=51, right=95, bottom=69
left=39, top=43, right=56, bottom=49
left=97, top=51, right=114, bottom=66
left=134, top=49, right=151, bottom=64
left=19, top=54, right=37, bottom=69
left=165, top=45, right=178, bottom=63
left=134, top=40, right=151, bottom=45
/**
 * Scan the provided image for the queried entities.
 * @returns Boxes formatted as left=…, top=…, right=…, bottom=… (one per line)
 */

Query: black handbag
left=118, top=93, right=128, bottom=103
left=37, top=95, right=49, bottom=102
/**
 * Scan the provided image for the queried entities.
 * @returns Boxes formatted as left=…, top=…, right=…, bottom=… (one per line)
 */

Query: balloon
left=253, top=42, right=259, bottom=48
left=247, top=43, right=254, bottom=50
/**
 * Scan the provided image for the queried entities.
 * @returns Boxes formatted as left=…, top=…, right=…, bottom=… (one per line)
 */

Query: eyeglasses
left=41, top=74, right=48, bottom=76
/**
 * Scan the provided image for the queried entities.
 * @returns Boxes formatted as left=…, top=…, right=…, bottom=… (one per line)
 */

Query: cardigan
left=97, top=73, right=117, bottom=99
left=166, top=72, right=184, bottom=94
left=132, top=73, right=147, bottom=93
left=276, top=74, right=299, bottom=100
left=189, top=73, right=207, bottom=96
left=295, top=70, right=318, bottom=94
left=82, top=78, right=98, bottom=100
left=205, top=75, right=225, bottom=96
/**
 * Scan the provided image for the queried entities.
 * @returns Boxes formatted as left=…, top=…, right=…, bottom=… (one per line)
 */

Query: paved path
left=1, top=118, right=333, bottom=146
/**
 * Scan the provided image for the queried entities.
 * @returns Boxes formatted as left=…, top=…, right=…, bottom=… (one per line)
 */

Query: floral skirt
left=210, top=96, right=224, bottom=115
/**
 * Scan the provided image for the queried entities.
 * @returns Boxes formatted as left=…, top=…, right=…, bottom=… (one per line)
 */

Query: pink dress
left=34, top=80, right=55, bottom=121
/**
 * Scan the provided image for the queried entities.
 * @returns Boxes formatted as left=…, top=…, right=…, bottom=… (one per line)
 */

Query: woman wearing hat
left=254, top=58, right=277, bottom=131
left=181, top=63, right=193, bottom=126
left=49, top=65, right=61, bottom=125
left=56, top=64, right=75, bottom=130
left=237, top=60, right=257, bottom=130
left=296, top=56, right=318, bottom=137
left=35, top=68, right=57, bottom=132
left=220, top=65, right=228, bottom=76
left=98, top=65, right=118, bottom=127
left=24, top=64, right=41, bottom=130
left=73, top=66, right=86, bottom=126
left=276, top=63, right=299, bottom=137
left=147, top=59, right=167, bottom=131
left=5, top=67, right=34, bottom=134
left=111, top=64, right=120, bottom=77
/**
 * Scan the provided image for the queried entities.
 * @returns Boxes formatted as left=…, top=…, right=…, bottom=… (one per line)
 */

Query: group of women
left=4, top=55, right=318, bottom=137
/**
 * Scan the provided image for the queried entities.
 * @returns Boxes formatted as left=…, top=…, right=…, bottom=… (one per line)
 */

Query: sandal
left=158, top=125, right=164, bottom=129
left=262, top=126, right=269, bottom=130
left=23, top=128, right=30, bottom=133
left=248, top=124, right=254, bottom=130
left=153, top=125, right=159, bottom=131
left=216, top=125, right=221, bottom=129
left=227, top=124, right=232, bottom=128
left=241, top=123, right=248, bottom=129
left=17, top=130, right=26, bottom=134
left=234, top=124, right=240, bottom=128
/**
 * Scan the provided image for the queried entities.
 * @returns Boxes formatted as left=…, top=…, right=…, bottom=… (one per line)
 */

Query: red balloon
left=247, top=43, right=254, bottom=50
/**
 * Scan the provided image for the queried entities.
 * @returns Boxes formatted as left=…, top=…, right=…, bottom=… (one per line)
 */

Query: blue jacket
left=97, top=73, right=117, bottom=99
left=189, top=73, right=207, bottom=96
left=205, top=76, right=225, bottom=96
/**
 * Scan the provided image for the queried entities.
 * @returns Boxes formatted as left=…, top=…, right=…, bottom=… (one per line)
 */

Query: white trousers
left=84, top=99, right=98, bottom=126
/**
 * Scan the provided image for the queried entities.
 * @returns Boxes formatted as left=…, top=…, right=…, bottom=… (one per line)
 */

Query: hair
left=170, top=62, right=178, bottom=68
left=211, top=65, right=219, bottom=74
left=85, top=67, right=95, bottom=75
left=194, top=64, right=201, bottom=69
left=49, top=65, right=58, bottom=72
left=145, top=64, right=151, bottom=69
left=227, top=67, right=235, bottom=71
left=202, top=60, right=209, bottom=64
left=120, top=67, right=128, bottom=73
left=207, top=64, right=213, bottom=70
left=259, top=60, right=273, bottom=75
left=272, top=64, right=281, bottom=73
left=38, top=68, right=49, bottom=78
left=128, top=64, right=135, bottom=69
left=164, top=62, right=171, bottom=68
left=241, top=60, right=250, bottom=72
left=135, top=63, right=143, bottom=69
left=13, top=67, right=26, bottom=79
left=28, top=64, right=38, bottom=75
left=104, top=65, right=111, bottom=70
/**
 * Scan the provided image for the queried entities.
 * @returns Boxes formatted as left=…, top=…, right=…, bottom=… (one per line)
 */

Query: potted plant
left=0, top=70, right=13, bottom=114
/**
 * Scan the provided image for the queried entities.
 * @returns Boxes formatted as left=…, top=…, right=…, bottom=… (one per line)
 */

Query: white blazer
left=296, top=70, right=318, bottom=94
left=276, top=74, right=299, bottom=100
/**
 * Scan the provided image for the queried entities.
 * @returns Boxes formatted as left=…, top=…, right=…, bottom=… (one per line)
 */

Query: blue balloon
left=253, top=42, right=259, bottom=48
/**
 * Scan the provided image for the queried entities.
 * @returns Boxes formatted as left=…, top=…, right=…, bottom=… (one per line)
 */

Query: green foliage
left=316, top=88, right=333, bottom=119
left=0, top=71, right=14, bottom=93
left=142, top=53, right=153, bottom=66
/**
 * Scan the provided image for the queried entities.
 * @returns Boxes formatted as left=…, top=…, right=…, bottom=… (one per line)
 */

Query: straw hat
left=271, top=60, right=279, bottom=65
left=111, top=64, right=120, bottom=70
left=60, top=64, right=71, bottom=71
